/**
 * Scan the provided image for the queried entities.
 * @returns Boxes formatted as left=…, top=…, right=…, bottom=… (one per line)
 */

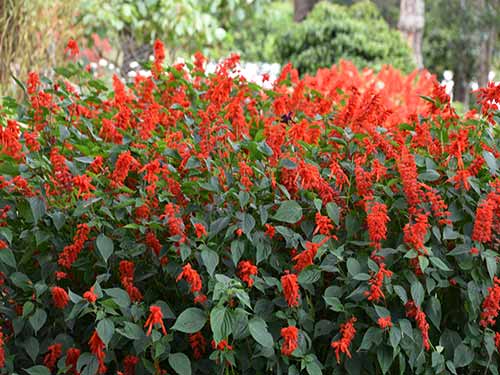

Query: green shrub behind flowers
left=0, top=40, right=499, bottom=375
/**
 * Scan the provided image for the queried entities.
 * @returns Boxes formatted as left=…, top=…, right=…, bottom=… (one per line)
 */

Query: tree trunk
left=294, top=0, right=320, bottom=22
left=398, top=0, right=425, bottom=69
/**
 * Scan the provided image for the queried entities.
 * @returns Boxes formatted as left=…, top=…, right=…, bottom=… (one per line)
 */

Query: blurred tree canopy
left=79, top=0, right=270, bottom=69
left=275, top=1, right=415, bottom=74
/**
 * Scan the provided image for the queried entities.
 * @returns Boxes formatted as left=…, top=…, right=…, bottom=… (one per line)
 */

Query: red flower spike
left=281, top=272, right=300, bottom=307
left=331, top=317, right=357, bottom=363
left=144, top=305, right=167, bottom=336
left=281, top=326, right=299, bottom=356
left=51, top=286, right=69, bottom=309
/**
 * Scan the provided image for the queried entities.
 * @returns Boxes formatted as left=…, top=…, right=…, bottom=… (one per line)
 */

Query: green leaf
left=230, top=240, right=245, bottom=266
left=96, top=319, right=114, bottom=346
left=418, top=169, right=440, bottom=181
left=24, top=366, right=50, bottom=375
left=482, top=150, right=498, bottom=175
left=359, top=327, right=383, bottom=350
left=96, top=234, right=114, bottom=263
left=103, top=288, right=130, bottom=307
left=430, top=257, right=451, bottom=271
left=117, top=322, right=145, bottom=340
left=298, top=266, right=321, bottom=285
left=0, top=248, right=16, bottom=268
left=453, top=344, right=473, bottom=368
left=486, top=256, right=497, bottom=281
left=273, top=200, right=302, bottom=224
left=426, top=297, right=442, bottom=329
left=411, top=281, right=425, bottom=307
left=172, top=308, right=207, bottom=333
left=24, top=336, right=39, bottom=363
left=210, top=306, right=233, bottom=344
left=240, top=213, right=255, bottom=235
left=201, top=248, right=219, bottom=276
left=29, top=309, right=47, bottom=334
left=389, top=326, right=401, bottom=349
left=377, top=346, right=393, bottom=374
left=168, top=353, right=192, bottom=375
left=28, top=197, right=46, bottom=224
left=248, top=317, right=274, bottom=348
left=326, top=202, right=340, bottom=226
left=324, top=297, right=344, bottom=312
left=347, top=258, right=361, bottom=276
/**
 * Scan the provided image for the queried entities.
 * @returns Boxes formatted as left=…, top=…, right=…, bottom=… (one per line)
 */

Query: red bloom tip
left=144, top=305, right=167, bottom=336
left=281, top=326, right=299, bottom=356
left=281, top=272, right=300, bottom=307
left=51, top=286, right=69, bottom=309
left=377, top=316, right=393, bottom=330
left=65, top=39, right=80, bottom=58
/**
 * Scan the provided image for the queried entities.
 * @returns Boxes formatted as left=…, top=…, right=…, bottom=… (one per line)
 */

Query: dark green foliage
left=276, top=1, right=415, bottom=74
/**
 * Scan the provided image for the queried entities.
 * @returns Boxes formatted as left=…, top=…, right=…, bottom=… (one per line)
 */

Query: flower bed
left=0, top=40, right=499, bottom=374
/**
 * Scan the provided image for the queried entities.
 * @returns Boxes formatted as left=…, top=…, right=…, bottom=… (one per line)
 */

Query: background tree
left=398, top=0, right=425, bottom=69
left=294, top=0, right=320, bottom=21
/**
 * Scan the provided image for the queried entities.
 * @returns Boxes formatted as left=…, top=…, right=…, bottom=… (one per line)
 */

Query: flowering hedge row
left=0, top=40, right=499, bottom=375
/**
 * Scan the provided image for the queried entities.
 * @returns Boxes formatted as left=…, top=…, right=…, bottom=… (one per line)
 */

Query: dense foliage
left=276, top=1, right=415, bottom=75
left=0, top=41, right=499, bottom=375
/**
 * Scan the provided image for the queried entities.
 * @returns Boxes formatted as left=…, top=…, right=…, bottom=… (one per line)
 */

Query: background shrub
left=276, top=1, right=415, bottom=75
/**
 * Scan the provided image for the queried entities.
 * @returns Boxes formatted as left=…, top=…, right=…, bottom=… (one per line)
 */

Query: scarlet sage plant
left=0, top=39, right=499, bottom=375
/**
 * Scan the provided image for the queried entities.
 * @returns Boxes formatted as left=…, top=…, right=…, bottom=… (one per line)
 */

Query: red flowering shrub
left=0, top=40, right=499, bottom=374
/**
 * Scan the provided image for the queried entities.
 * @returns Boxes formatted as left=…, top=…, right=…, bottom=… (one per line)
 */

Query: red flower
left=331, top=317, right=357, bottom=363
left=89, top=330, right=107, bottom=374
left=145, top=231, right=162, bottom=256
left=65, top=347, right=80, bottom=375
left=293, top=238, right=328, bottom=272
left=58, top=223, right=91, bottom=269
left=405, top=301, right=430, bottom=351
left=51, top=286, right=69, bottom=309
left=123, top=355, right=139, bottom=375
left=281, top=272, right=299, bottom=307
left=152, top=39, right=166, bottom=78
left=398, top=146, right=421, bottom=209
left=281, top=326, right=299, bottom=356
left=44, top=343, right=62, bottom=370
left=144, top=305, right=167, bottom=336
left=176, top=263, right=202, bottom=293
left=27, top=71, right=40, bottom=95
left=264, top=224, right=275, bottom=239
left=119, top=260, right=143, bottom=302
left=364, top=263, right=393, bottom=302
left=470, top=247, right=480, bottom=256
left=194, top=223, right=207, bottom=238
left=480, top=277, right=500, bottom=328
left=377, top=316, right=393, bottom=330
left=237, top=260, right=258, bottom=287
left=313, top=212, right=334, bottom=236
left=403, top=212, right=429, bottom=252
left=83, top=286, right=97, bottom=303
left=65, top=39, right=80, bottom=57
left=495, top=332, right=500, bottom=353
left=189, top=332, right=207, bottom=359
left=211, top=339, right=233, bottom=351
left=472, top=197, right=496, bottom=243
left=72, top=174, right=95, bottom=199
left=366, top=200, right=389, bottom=249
